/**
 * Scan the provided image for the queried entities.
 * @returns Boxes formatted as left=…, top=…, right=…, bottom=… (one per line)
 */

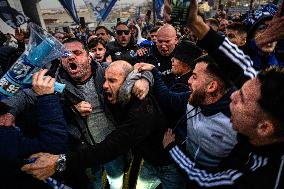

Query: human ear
left=240, top=37, right=246, bottom=46
left=207, top=80, right=218, bottom=94
left=256, top=120, right=274, bottom=137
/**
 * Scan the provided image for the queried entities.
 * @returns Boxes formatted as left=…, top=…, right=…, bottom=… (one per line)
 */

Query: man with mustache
left=22, top=60, right=186, bottom=189
left=106, top=22, right=139, bottom=65
left=0, top=37, right=123, bottom=189
left=160, top=0, right=284, bottom=188
left=0, top=37, right=151, bottom=189
left=134, top=53, right=238, bottom=171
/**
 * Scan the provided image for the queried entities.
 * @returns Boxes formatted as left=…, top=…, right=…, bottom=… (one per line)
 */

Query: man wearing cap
left=170, top=40, right=203, bottom=92
left=246, top=14, right=284, bottom=71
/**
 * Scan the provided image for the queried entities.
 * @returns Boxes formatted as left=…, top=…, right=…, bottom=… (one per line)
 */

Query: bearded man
left=134, top=54, right=238, bottom=171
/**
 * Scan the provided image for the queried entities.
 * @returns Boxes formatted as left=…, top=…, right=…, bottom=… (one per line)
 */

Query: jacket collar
left=199, top=87, right=236, bottom=117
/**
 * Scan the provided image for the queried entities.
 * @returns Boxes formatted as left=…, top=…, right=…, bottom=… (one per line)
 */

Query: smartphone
left=170, top=0, right=191, bottom=26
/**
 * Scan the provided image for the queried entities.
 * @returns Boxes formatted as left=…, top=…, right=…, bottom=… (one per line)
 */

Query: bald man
left=137, top=24, right=178, bottom=86
left=22, top=61, right=186, bottom=189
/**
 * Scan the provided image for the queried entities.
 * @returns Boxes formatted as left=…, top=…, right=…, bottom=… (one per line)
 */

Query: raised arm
left=135, top=63, right=189, bottom=114
left=0, top=70, right=68, bottom=162
left=183, top=0, right=257, bottom=87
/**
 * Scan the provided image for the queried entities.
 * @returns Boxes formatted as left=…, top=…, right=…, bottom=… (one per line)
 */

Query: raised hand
left=187, top=0, right=199, bottom=25
left=255, top=2, right=284, bottom=46
left=15, top=28, right=25, bottom=42
left=163, top=0, right=172, bottom=23
left=32, top=69, right=55, bottom=96
left=186, top=0, right=210, bottom=39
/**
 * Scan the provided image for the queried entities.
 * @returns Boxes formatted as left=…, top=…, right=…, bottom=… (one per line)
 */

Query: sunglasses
left=116, top=30, right=130, bottom=36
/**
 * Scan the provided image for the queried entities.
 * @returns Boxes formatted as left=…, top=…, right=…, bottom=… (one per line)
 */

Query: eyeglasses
left=116, top=30, right=130, bottom=36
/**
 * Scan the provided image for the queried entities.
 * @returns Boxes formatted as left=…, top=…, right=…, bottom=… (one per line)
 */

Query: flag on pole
left=58, top=0, right=80, bottom=24
left=83, top=0, right=117, bottom=21
left=0, top=0, right=28, bottom=29
left=155, top=0, right=164, bottom=19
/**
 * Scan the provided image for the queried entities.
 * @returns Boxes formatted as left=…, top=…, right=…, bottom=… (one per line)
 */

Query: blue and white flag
left=83, top=0, right=117, bottom=21
left=244, top=3, right=278, bottom=26
left=0, top=0, right=28, bottom=29
left=58, top=0, right=80, bottom=24
left=155, top=0, right=164, bottom=19
left=255, top=3, right=278, bottom=19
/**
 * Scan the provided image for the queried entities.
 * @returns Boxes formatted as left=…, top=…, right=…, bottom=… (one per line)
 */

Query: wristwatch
left=55, top=154, right=67, bottom=173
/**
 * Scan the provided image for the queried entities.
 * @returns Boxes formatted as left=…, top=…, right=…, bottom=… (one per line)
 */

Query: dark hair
left=258, top=67, right=284, bottom=135
left=0, top=31, right=7, bottom=46
left=95, top=26, right=109, bottom=34
left=226, top=22, right=247, bottom=35
left=247, top=15, right=273, bottom=40
left=87, top=38, right=106, bottom=49
left=194, top=55, right=232, bottom=92
left=62, top=37, right=88, bottom=51
left=116, top=22, right=129, bottom=30
left=0, top=46, right=23, bottom=77
left=155, top=21, right=164, bottom=27
left=206, top=18, right=219, bottom=28
left=150, top=27, right=159, bottom=34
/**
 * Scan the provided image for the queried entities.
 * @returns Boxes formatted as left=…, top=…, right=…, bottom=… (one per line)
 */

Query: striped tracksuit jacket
left=166, top=29, right=284, bottom=188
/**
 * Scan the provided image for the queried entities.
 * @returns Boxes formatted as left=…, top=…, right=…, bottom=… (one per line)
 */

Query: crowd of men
left=1, top=0, right=284, bottom=189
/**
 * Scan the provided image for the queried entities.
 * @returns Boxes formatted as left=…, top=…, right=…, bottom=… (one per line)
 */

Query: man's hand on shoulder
left=132, top=78, right=149, bottom=100
left=134, top=63, right=155, bottom=72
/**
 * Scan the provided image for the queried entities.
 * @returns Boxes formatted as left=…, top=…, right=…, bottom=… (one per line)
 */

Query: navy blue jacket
left=151, top=67, right=189, bottom=128
left=0, top=95, right=68, bottom=189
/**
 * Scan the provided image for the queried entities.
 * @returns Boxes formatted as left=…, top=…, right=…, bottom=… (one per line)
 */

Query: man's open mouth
left=69, top=62, right=78, bottom=71
left=69, top=62, right=78, bottom=72
left=105, top=91, right=112, bottom=97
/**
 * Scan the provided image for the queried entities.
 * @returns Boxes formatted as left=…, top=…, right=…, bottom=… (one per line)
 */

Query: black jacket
left=0, top=95, right=68, bottom=189
left=106, top=39, right=139, bottom=65
left=137, top=45, right=175, bottom=87
left=167, top=136, right=284, bottom=189
left=66, top=94, right=174, bottom=173
left=0, top=61, right=113, bottom=189
left=169, top=72, right=191, bottom=93
left=56, top=61, right=115, bottom=147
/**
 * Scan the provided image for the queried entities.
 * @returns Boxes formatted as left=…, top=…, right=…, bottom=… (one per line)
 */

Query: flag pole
left=153, top=0, right=156, bottom=24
